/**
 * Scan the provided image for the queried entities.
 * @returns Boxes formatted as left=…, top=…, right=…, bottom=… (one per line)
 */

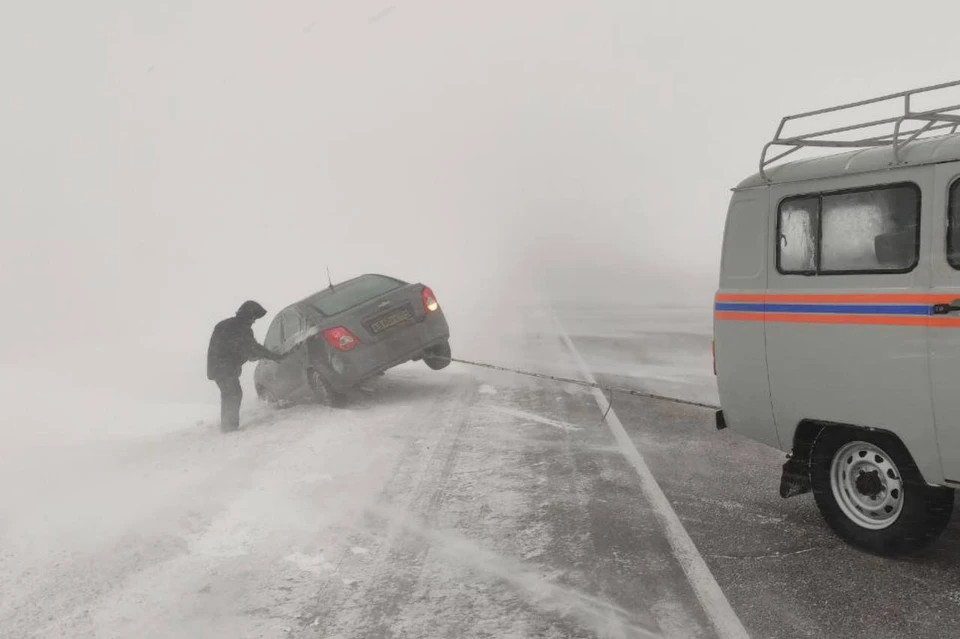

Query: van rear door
left=715, top=189, right=777, bottom=448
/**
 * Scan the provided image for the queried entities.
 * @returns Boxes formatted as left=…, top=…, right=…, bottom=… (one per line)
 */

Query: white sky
left=2, top=0, right=959, bottom=400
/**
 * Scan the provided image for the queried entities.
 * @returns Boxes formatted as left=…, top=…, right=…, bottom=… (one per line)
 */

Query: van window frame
left=775, top=181, right=922, bottom=277
left=947, top=177, right=960, bottom=270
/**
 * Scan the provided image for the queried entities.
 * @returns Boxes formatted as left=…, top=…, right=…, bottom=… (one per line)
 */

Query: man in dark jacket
left=207, top=300, right=284, bottom=432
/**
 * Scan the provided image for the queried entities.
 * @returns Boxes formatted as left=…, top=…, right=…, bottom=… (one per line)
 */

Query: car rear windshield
left=307, top=275, right=405, bottom=316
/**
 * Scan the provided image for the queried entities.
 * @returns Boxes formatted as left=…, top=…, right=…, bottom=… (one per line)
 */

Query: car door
left=927, top=161, right=960, bottom=484
left=273, top=309, right=310, bottom=398
left=257, top=316, right=284, bottom=392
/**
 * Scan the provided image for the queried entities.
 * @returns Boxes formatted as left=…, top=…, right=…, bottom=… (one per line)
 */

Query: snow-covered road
left=0, top=306, right=717, bottom=639
left=5, top=306, right=960, bottom=639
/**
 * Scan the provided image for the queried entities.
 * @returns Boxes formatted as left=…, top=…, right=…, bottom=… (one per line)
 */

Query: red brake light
left=422, top=287, right=439, bottom=312
left=323, top=326, right=360, bottom=351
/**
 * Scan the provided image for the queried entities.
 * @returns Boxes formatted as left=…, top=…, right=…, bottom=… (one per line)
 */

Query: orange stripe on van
left=716, top=311, right=931, bottom=326
left=714, top=311, right=765, bottom=323
left=716, top=312, right=960, bottom=327
left=763, top=313, right=932, bottom=327
left=714, top=294, right=767, bottom=303
left=929, top=317, right=960, bottom=327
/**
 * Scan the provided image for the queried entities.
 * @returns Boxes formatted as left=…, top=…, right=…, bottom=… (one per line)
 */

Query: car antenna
left=327, top=265, right=335, bottom=291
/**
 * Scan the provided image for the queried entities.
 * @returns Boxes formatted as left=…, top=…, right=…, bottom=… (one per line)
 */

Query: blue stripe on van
left=714, top=302, right=933, bottom=316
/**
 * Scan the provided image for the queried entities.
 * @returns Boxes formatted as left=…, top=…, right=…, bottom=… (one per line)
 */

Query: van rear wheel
left=810, top=427, right=953, bottom=556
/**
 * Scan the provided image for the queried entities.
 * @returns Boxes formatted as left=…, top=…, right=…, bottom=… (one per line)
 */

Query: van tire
left=810, top=427, right=953, bottom=556
left=308, top=369, right=347, bottom=408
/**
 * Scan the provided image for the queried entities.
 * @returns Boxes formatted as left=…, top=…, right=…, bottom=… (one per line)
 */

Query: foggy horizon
left=6, top=1, right=958, bottom=405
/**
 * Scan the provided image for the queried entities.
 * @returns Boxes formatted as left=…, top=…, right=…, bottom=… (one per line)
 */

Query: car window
left=264, top=316, right=283, bottom=350
left=281, top=311, right=302, bottom=343
left=307, top=275, right=404, bottom=316
left=776, top=184, right=919, bottom=275
left=948, top=179, right=960, bottom=269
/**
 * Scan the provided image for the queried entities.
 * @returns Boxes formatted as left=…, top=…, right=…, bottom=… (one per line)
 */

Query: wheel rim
left=830, top=440, right=904, bottom=530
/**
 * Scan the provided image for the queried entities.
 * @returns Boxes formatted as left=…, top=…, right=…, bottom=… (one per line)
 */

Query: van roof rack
left=759, top=79, right=960, bottom=181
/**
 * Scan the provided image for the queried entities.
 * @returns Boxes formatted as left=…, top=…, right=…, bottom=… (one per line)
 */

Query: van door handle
left=933, top=300, right=960, bottom=314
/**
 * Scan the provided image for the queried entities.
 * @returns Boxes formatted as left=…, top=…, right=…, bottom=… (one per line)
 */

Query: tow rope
left=435, top=356, right=720, bottom=411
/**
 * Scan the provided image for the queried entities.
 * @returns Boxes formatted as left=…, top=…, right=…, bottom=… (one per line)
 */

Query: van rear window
left=777, top=184, right=920, bottom=275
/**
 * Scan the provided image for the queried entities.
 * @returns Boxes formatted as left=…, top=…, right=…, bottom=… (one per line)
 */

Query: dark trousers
left=215, top=377, right=243, bottom=432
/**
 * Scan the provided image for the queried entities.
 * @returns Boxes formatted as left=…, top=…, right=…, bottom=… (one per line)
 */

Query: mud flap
left=779, top=456, right=812, bottom=498
left=715, top=410, right=727, bottom=430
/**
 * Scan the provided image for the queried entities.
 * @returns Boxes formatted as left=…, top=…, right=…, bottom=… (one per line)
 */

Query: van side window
left=778, top=197, right=818, bottom=273
left=948, top=180, right=960, bottom=268
left=822, top=187, right=919, bottom=272
left=776, top=183, right=920, bottom=275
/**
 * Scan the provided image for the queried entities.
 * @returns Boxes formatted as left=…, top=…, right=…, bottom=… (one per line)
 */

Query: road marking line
left=482, top=405, right=583, bottom=431
left=555, top=319, right=750, bottom=639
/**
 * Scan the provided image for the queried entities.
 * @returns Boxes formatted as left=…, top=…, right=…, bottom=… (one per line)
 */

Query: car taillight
left=422, top=287, right=439, bottom=312
left=323, top=326, right=360, bottom=352
left=712, top=340, right=717, bottom=376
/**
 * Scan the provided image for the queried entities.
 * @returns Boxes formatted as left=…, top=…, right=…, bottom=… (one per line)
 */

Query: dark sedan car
left=254, top=274, right=451, bottom=407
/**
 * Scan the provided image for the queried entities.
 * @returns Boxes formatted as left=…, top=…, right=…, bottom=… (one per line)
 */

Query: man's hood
left=236, top=300, right=268, bottom=321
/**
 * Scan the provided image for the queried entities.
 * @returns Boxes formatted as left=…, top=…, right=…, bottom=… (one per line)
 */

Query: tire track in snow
left=302, top=377, right=479, bottom=637
left=481, top=404, right=584, bottom=431
left=365, top=508, right=662, bottom=639
left=301, top=321, right=704, bottom=639
left=79, top=382, right=456, bottom=639
left=4, top=373, right=467, bottom=639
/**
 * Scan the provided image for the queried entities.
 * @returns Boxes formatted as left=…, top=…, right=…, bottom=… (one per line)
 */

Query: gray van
left=715, top=80, right=960, bottom=555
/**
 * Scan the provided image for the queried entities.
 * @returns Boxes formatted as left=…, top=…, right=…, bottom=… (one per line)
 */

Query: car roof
left=736, top=132, right=960, bottom=191
left=277, top=273, right=405, bottom=318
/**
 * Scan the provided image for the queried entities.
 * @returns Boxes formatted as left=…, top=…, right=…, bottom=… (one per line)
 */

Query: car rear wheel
left=810, top=427, right=953, bottom=556
left=308, top=369, right=347, bottom=408
left=424, top=341, right=452, bottom=371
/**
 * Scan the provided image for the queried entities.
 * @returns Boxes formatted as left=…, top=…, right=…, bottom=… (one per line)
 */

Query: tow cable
left=434, top=355, right=721, bottom=412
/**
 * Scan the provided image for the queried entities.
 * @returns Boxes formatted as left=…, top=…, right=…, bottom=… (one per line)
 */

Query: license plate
left=370, top=308, right=413, bottom=334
